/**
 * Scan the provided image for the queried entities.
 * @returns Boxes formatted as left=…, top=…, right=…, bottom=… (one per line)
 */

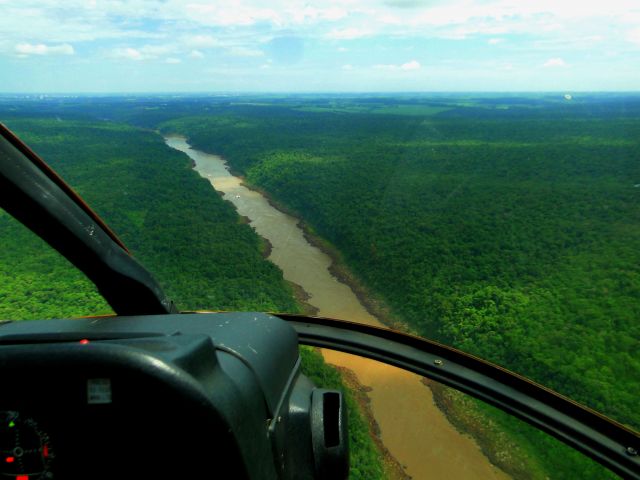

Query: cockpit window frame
left=0, top=123, right=175, bottom=316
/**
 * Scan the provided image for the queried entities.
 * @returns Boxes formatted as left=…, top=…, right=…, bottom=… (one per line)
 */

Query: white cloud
left=326, top=28, right=370, bottom=40
left=111, top=44, right=174, bottom=61
left=375, top=59, right=421, bottom=70
left=140, top=45, right=174, bottom=56
left=0, top=2, right=163, bottom=45
left=395, top=0, right=640, bottom=30
left=533, top=35, right=605, bottom=51
left=374, top=63, right=395, bottom=70
left=543, top=57, right=567, bottom=68
left=228, top=46, right=264, bottom=57
left=401, top=60, right=420, bottom=70
left=181, top=35, right=219, bottom=48
left=2, top=0, right=639, bottom=92
left=628, top=28, right=640, bottom=45
left=2, top=0, right=639, bottom=61
left=165, top=57, right=181, bottom=64
left=378, top=13, right=403, bottom=25
left=342, top=64, right=353, bottom=70
left=184, top=3, right=279, bottom=27
left=2, top=0, right=639, bottom=49
left=112, top=47, right=144, bottom=61
left=182, top=3, right=347, bottom=28
left=289, top=6, right=348, bottom=23
left=15, top=42, right=74, bottom=56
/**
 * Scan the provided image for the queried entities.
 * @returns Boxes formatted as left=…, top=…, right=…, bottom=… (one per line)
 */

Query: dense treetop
left=1, top=93, right=638, bottom=478
left=0, top=117, right=299, bottom=316
left=155, top=97, right=640, bottom=432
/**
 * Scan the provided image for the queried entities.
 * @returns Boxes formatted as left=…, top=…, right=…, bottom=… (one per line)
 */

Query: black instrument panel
left=0, top=334, right=255, bottom=479
left=0, top=313, right=349, bottom=480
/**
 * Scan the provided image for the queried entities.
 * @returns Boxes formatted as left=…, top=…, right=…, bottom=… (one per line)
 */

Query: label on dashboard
left=87, top=378, right=112, bottom=404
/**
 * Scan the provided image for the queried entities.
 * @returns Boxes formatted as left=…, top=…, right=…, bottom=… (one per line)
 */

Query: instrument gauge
left=0, top=411, right=54, bottom=479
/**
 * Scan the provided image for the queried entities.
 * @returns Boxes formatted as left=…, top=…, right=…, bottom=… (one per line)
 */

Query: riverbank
left=336, top=362, right=411, bottom=480
left=176, top=134, right=400, bottom=329
left=236, top=167, right=512, bottom=475
left=236, top=178, right=517, bottom=479
left=287, top=280, right=320, bottom=316
left=238, top=179, right=413, bottom=332
left=166, top=134, right=512, bottom=480
left=427, top=380, right=546, bottom=479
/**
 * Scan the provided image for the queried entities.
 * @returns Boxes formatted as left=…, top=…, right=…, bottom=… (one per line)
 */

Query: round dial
left=0, top=411, right=54, bottom=479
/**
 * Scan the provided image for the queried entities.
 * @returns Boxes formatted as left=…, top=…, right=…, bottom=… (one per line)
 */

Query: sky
left=0, top=0, right=639, bottom=93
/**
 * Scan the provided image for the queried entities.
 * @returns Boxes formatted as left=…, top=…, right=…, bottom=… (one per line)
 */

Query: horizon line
left=2, top=91, right=640, bottom=97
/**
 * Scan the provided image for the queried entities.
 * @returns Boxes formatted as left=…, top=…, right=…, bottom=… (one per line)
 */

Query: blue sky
left=0, top=0, right=639, bottom=92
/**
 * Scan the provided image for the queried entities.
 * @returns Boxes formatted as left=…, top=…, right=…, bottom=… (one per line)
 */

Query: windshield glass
left=1, top=1, right=638, bottom=479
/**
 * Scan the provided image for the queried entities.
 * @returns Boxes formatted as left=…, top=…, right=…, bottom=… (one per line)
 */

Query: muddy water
left=165, top=135, right=509, bottom=480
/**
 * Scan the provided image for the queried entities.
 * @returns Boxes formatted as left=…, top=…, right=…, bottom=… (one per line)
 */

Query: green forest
left=0, top=113, right=385, bottom=479
left=157, top=97, right=640, bottom=427
left=1, top=93, right=639, bottom=478
left=1, top=117, right=299, bottom=316
left=152, top=94, right=638, bottom=479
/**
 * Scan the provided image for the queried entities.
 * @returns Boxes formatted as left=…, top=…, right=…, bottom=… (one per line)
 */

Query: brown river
left=165, top=135, right=510, bottom=480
